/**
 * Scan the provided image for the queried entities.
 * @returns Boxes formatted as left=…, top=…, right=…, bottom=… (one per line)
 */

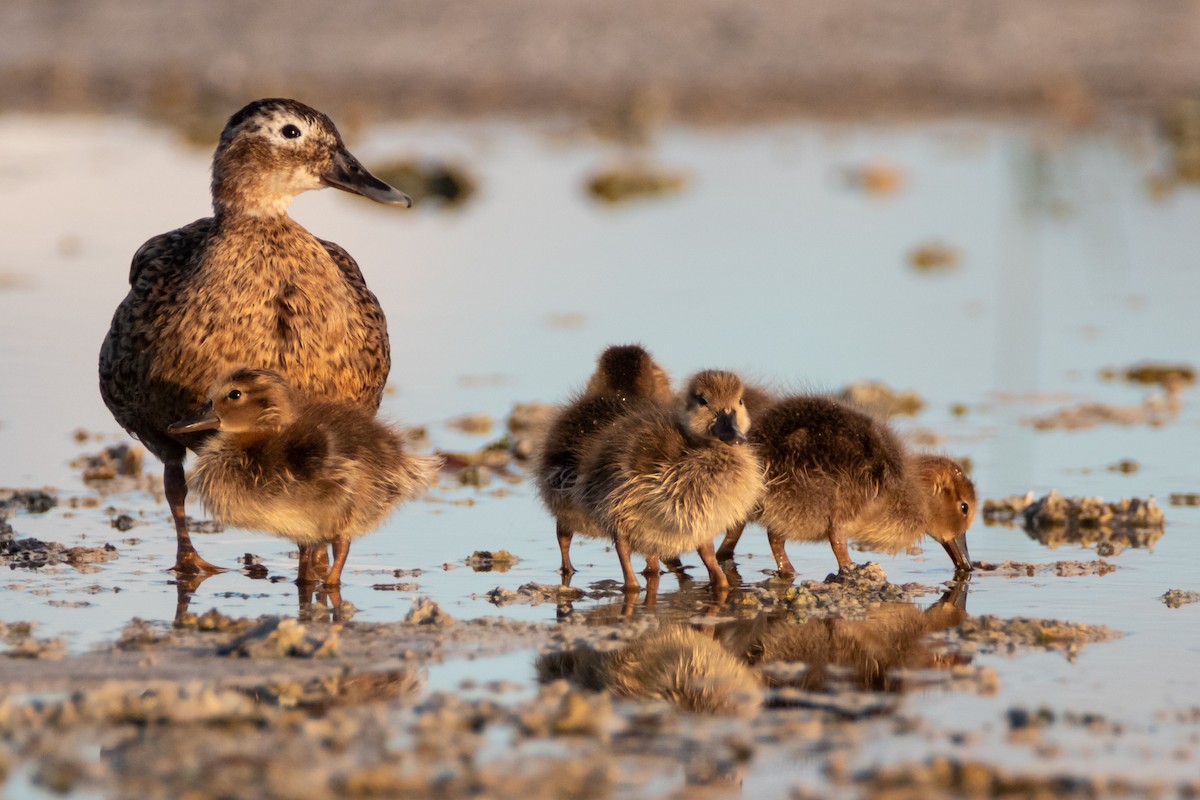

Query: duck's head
left=681, top=370, right=750, bottom=445
left=168, top=368, right=300, bottom=438
left=585, top=344, right=673, bottom=402
left=211, top=98, right=411, bottom=217
left=915, top=455, right=977, bottom=574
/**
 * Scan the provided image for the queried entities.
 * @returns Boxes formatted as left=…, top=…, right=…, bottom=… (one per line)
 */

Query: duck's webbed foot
left=165, top=461, right=225, bottom=575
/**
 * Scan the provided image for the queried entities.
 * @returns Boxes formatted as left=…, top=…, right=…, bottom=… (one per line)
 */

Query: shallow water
left=2, top=114, right=1200, bottom=791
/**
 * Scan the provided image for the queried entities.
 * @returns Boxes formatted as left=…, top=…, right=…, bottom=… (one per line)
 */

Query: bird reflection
left=540, top=581, right=971, bottom=715
left=538, top=625, right=763, bottom=717
left=717, top=582, right=970, bottom=691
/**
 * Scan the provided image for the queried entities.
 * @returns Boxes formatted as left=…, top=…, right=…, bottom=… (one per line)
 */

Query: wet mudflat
left=1, top=114, right=1200, bottom=797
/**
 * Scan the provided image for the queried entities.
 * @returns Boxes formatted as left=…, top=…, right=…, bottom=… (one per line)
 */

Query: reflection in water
left=540, top=583, right=971, bottom=715
left=718, top=584, right=970, bottom=692
left=538, top=625, right=763, bottom=717
left=173, top=572, right=352, bottom=624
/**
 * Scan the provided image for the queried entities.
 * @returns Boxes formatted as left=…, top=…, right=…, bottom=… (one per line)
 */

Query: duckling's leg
left=164, top=461, right=224, bottom=574
left=766, top=527, right=797, bottom=578
left=614, top=531, right=641, bottom=592
left=828, top=526, right=855, bottom=572
left=324, top=533, right=352, bottom=587
left=715, top=522, right=746, bottom=561
left=641, top=556, right=661, bottom=576
left=556, top=520, right=576, bottom=575
left=696, top=539, right=730, bottom=590
left=312, top=546, right=331, bottom=573
left=295, top=544, right=321, bottom=585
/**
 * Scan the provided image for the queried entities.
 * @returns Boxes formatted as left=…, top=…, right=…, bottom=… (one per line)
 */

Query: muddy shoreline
left=4, top=0, right=1200, bottom=132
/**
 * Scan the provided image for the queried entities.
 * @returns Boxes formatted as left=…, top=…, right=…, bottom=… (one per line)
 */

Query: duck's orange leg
left=767, top=527, right=796, bottom=578
left=715, top=521, right=746, bottom=561
left=696, top=539, right=730, bottom=590
left=165, top=461, right=224, bottom=575
left=324, top=533, right=351, bottom=587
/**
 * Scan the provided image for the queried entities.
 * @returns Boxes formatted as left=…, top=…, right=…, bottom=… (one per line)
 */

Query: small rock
left=404, top=597, right=453, bottom=626
left=220, top=617, right=340, bottom=659
left=1161, top=589, right=1200, bottom=608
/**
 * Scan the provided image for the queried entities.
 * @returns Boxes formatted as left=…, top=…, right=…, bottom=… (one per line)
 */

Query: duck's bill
left=711, top=410, right=748, bottom=445
left=941, top=534, right=972, bottom=573
left=168, top=401, right=220, bottom=434
left=324, top=148, right=412, bottom=207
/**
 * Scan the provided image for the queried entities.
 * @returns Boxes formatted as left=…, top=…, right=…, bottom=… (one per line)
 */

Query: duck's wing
left=127, top=218, right=215, bottom=288
left=317, top=238, right=392, bottom=407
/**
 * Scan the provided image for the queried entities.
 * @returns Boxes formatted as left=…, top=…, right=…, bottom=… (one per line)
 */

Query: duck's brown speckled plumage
left=745, top=395, right=976, bottom=576
left=574, top=370, right=765, bottom=590
left=175, top=369, right=438, bottom=587
left=99, top=98, right=411, bottom=574
left=533, top=344, right=673, bottom=574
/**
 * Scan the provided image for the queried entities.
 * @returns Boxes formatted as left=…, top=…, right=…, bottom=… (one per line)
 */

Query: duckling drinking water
left=168, top=368, right=438, bottom=587
left=100, top=98, right=411, bottom=575
left=573, top=370, right=765, bottom=591
left=534, top=344, right=673, bottom=575
left=732, top=394, right=975, bottom=577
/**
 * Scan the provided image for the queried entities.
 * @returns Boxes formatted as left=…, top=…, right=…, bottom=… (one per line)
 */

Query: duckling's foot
left=171, top=549, right=226, bottom=575
left=323, top=533, right=351, bottom=588
left=696, top=540, right=730, bottom=590
left=641, top=556, right=662, bottom=576
left=556, top=522, right=577, bottom=575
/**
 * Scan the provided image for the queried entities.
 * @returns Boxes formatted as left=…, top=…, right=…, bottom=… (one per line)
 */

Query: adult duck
left=99, top=98, right=411, bottom=573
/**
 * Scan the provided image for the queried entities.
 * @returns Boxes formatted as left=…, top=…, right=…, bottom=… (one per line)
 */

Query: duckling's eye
left=960, top=502, right=970, bottom=516
left=281, top=124, right=302, bottom=139
left=227, top=389, right=243, bottom=401
left=694, top=394, right=708, bottom=407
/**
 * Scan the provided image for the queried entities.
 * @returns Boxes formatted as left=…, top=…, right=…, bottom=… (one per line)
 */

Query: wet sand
left=3, top=0, right=1200, bottom=128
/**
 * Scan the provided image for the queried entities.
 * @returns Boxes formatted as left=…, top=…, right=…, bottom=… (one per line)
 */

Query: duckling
left=534, top=344, right=674, bottom=575
left=99, top=98, right=411, bottom=575
left=574, top=370, right=765, bottom=591
left=745, top=395, right=975, bottom=577
left=167, top=368, right=438, bottom=587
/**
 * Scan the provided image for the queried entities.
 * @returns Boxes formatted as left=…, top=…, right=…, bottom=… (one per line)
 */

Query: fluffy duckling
left=574, top=370, right=765, bottom=591
left=168, top=368, right=438, bottom=587
left=534, top=344, right=673, bottom=575
left=100, top=98, right=411, bottom=575
left=744, top=395, right=975, bottom=577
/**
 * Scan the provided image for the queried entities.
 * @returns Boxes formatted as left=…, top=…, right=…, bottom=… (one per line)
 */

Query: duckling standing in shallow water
left=574, top=370, right=765, bottom=591
left=99, top=98, right=411, bottom=574
left=534, top=344, right=674, bottom=575
left=726, top=395, right=975, bottom=577
left=168, top=369, right=439, bottom=587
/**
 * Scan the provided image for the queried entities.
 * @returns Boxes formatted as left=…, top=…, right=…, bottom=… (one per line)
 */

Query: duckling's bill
left=323, top=148, right=413, bottom=207
left=168, top=401, right=220, bottom=434
left=711, top=410, right=748, bottom=445
left=942, top=534, right=972, bottom=573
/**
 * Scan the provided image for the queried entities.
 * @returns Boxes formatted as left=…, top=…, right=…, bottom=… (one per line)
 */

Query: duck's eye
left=281, top=124, right=302, bottom=139
left=227, top=389, right=243, bottom=401
left=739, top=398, right=745, bottom=406
left=960, top=502, right=970, bottom=516
left=694, top=394, right=708, bottom=407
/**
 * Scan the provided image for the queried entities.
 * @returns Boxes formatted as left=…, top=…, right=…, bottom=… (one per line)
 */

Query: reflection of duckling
left=717, top=586, right=969, bottom=691
left=534, top=345, right=673, bottom=575
left=537, top=625, right=762, bottom=716
left=168, top=368, right=438, bottom=587
left=726, top=395, right=975, bottom=576
left=99, top=98, right=411, bottom=575
left=574, top=371, right=765, bottom=591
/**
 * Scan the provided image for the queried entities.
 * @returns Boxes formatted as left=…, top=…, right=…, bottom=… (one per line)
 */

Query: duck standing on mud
left=99, top=98, right=412, bottom=574
left=719, top=394, right=976, bottom=577
left=534, top=344, right=674, bottom=576
left=169, top=369, right=439, bottom=587
left=574, top=370, right=765, bottom=592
